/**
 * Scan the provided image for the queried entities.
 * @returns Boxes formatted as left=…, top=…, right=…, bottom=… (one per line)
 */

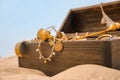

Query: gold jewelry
left=96, top=34, right=113, bottom=40
left=96, top=34, right=120, bottom=40
left=37, top=28, right=53, bottom=41
left=54, top=41, right=64, bottom=52
left=36, top=37, right=56, bottom=63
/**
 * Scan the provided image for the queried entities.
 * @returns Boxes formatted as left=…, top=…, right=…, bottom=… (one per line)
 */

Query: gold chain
left=36, top=37, right=56, bottom=63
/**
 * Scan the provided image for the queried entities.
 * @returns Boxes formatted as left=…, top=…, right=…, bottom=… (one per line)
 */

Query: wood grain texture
left=111, top=39, right=120, bottom=69
left=19, top=41, right=112, bottom=76
left=60, top=1, right=120, bottom=33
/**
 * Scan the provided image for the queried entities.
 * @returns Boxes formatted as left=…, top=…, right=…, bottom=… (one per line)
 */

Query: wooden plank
left=111, top=39, right=120, bottom=69
left=72, top=1, right=120, bottom=13
left=19, top=41, right=111, bottom=76
left=73, top=6, right=120, bottom=14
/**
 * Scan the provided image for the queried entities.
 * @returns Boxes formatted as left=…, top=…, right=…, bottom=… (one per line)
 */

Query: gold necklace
left=36, top=37, right=56, bottom=63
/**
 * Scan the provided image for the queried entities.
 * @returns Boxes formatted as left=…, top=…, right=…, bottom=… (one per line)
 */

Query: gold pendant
left=44, top=60, right=47, bottom=63
left=54, top=41, right=63, bottom=52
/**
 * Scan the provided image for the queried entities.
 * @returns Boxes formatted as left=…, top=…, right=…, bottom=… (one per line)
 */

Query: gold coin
left=54, top=42, right=63, bottom=52
left=44, top=60, right=47, bottom=63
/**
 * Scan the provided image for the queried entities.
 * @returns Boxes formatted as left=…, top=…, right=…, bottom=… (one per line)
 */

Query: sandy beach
left=0, top=56, right=120, bottom=80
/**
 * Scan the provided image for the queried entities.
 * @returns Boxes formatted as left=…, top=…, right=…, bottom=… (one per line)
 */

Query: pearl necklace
left=36, top=37, right=56, bottom=63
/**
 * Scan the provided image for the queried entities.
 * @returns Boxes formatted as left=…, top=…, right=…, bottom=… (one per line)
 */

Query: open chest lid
left=58, top=1, right=120, bottom=34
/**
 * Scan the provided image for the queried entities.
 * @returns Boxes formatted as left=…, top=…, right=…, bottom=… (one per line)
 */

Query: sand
left=0, top=56, right=120, bottom=80
left=0, top=56, right=49, bottom=80
left=52, top=65, right=120, bottom=80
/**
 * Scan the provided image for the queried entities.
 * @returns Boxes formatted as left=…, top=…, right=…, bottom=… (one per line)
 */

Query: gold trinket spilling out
left=76, top=22, right=120, bottom=40
left=37, top=28, right=53, bottom=42
left=36, top=26, right=59, bottom=63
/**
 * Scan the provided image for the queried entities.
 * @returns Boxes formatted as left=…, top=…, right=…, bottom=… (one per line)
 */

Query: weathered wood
left=71, top=1, right=120, bottom=13
left=19, top=39, right=120, bottom=76
left=111, top=39, right=120, bottom=69
left=59, top=1, right=120, bottom=33
left=19, top=40, right=112, bottom=76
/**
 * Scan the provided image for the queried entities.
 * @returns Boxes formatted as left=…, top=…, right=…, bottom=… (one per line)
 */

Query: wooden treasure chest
left=15, top=1, right=120, bottom=76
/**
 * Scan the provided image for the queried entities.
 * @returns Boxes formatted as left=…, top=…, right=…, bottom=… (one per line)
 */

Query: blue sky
left=0, top=0, right=113, bottom=57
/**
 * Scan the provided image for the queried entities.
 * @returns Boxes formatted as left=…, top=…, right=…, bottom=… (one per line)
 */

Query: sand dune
left=52, top=64, right=120, bottom=80
left=0, top=56, right=48, bottom=80
left=0, top=56, right=120, bottom=80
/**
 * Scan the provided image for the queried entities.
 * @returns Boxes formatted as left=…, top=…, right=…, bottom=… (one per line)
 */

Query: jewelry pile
left=34, top=22, right=120, bottom=63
